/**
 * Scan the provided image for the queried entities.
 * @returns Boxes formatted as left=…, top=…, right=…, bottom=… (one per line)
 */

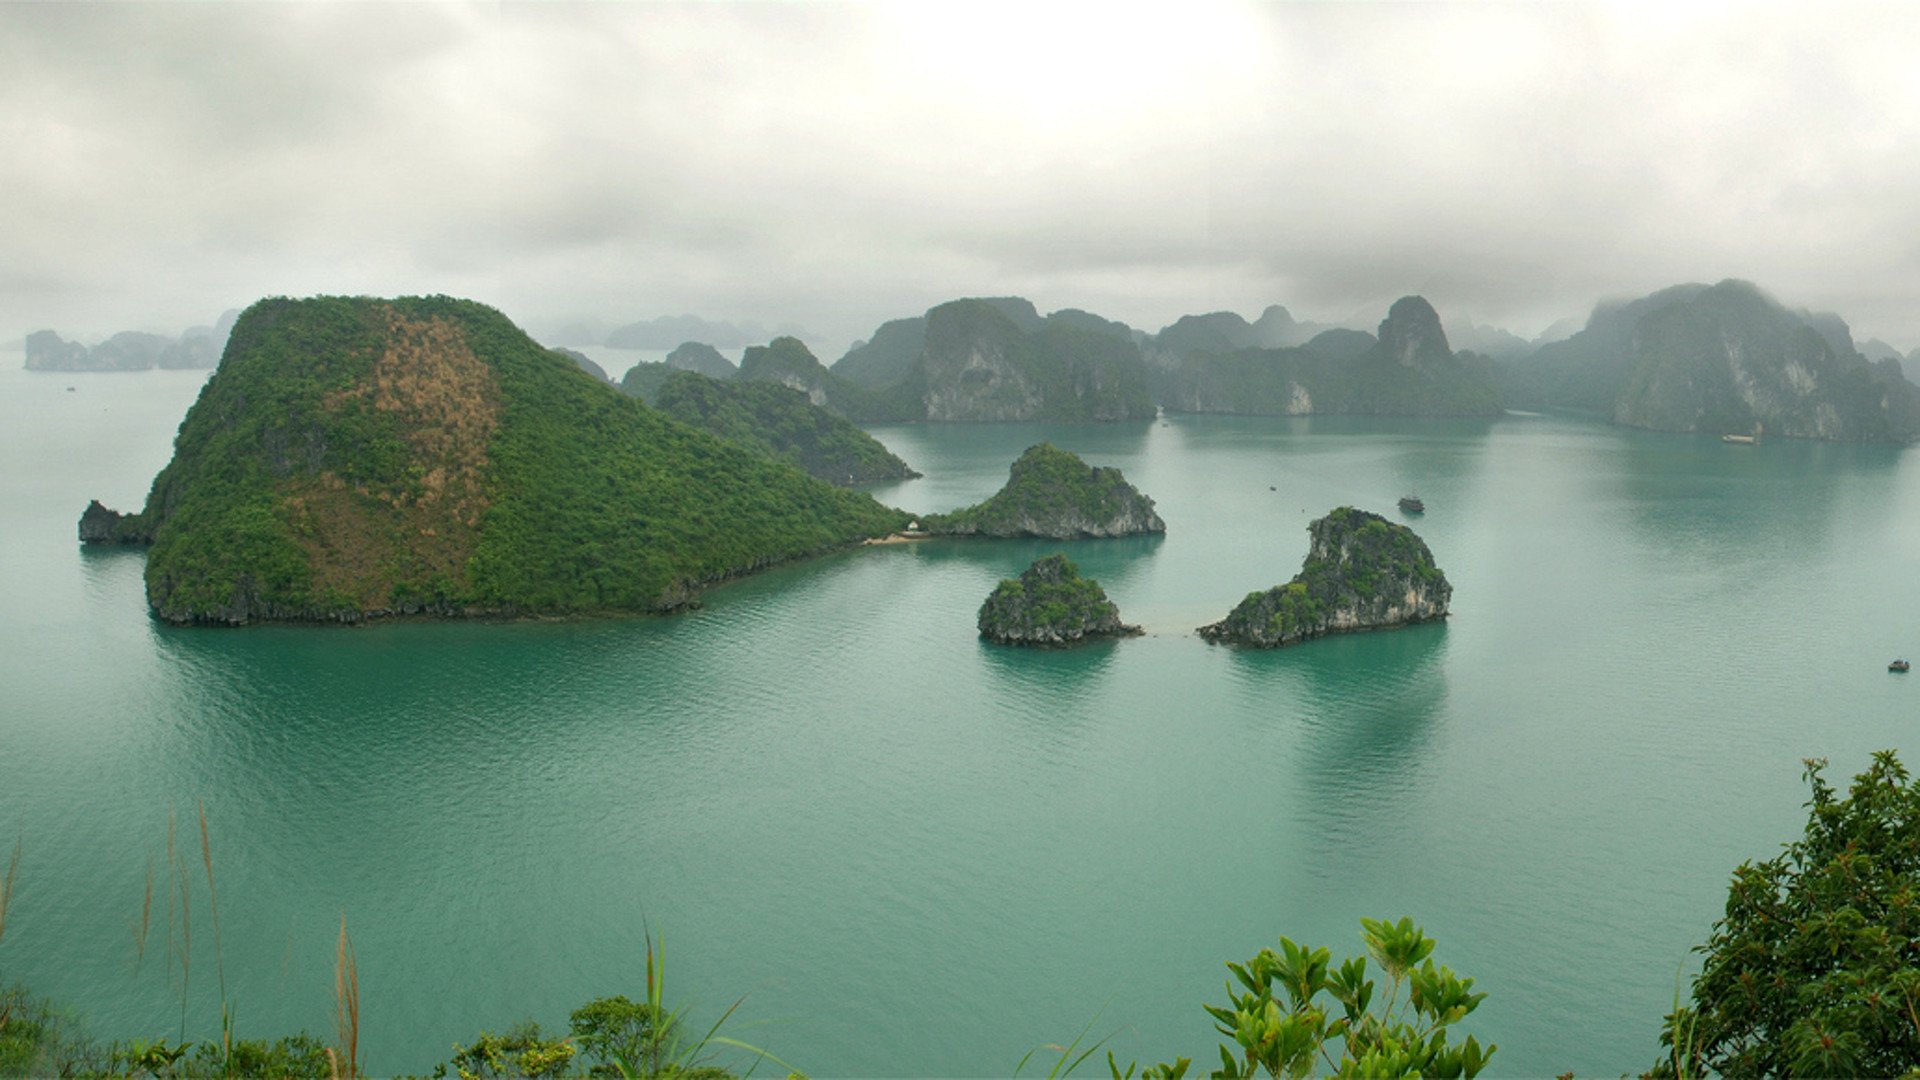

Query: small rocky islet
left=921, top=442, right=1164, bottom=539
left=1199, top=507, right=1450, bottom=647
left=977, top=554, right=1140, bottom=646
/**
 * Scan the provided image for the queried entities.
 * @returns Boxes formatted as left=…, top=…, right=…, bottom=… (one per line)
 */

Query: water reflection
left=902, top=534, right=1165, bottom=595
left=1612, top=431, right=1907, bottom=568
left=1216, top=623, right=1452, bottom=894
left=1224, top=622, right=1450, bottom=783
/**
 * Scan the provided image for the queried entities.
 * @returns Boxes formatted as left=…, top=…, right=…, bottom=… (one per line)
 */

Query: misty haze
left=6, top=2, right=1920, bottom=1077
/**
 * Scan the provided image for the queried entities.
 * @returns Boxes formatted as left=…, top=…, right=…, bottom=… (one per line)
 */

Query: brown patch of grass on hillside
left=291, top=309, right=501, bottom=607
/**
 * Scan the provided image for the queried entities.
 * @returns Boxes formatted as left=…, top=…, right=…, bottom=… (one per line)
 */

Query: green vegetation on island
left=618, top=360, right=675, bottom=404
left=923, top=443, right=1165, bottom=539
left=1161, top=297, right=1504, bottom=418
left=1199, top=507, right=1449, bottom=647
left=976, top=554, right=1139, bottom=646
left=79, top=295, right=906, bottom=624
left=651, top=369, right=918, bottom=486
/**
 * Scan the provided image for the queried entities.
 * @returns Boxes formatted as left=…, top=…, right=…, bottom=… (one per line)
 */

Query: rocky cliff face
left=916, top=300, right=1156, bottom=422
left=1495, top=284, right=1710, bottom=413
left=1199, top=507, right=1450, bottom=647
left=24, top=330, right=90, bottom=370
left=977, top=553, right=1140, bottom=646
left=1162, top=296, right=1502, bottom=417
left=829, top=298, right=1157, bottom=422
left=77, top=499, right=151, bottom=544
left=1377, top=296, right=1451, bottom=366
left=925, top=443, right=1164, bottom=539
left=1610, top=280, right=1920, bottom=441
left=732, top=335, right=902, bottom=419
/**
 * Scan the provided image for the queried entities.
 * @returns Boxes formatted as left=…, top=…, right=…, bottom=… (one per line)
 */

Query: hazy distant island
left=1499, top=279, right=1920, bottom=442
left=923, top=443, right=1165, bottom=539
left=1199, top=507, right=1450, bottom=647
left=78, top=295, right=907, bottom=625
left=1158, top=296, right=1504, bottom=418
left=611, top=281, right=1920, bottom=439
left=24, top=310, right=238, bottom=372
left=977, top=553, right=1140, bottom=646
left=651, top=368, right=919, bottom=486
left=825, top=297, right=1157, bottom=422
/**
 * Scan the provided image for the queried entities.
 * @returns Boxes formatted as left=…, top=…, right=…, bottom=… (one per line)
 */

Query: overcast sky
left=7, top=1, right=1920, bottom=355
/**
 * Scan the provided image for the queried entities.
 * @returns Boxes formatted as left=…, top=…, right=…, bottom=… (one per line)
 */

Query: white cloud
left=4, top=1, right=1920, bottom=350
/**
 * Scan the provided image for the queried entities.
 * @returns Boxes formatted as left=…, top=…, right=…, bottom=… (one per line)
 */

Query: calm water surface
left=3, top=356, right=1918, bottom=1075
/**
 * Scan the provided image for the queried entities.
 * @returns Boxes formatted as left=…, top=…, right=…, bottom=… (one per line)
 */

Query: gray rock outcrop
left=1199, top=507, right=1449, bottom=647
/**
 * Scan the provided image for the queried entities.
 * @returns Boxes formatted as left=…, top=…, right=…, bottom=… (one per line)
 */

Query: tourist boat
left=1398, top=495, right=1425, bottom=514
left=1892, top=659, right=1911, bottom=673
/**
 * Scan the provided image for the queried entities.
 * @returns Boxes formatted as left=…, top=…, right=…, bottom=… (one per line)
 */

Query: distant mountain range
left=23, top=310, right=240, bottom=371
left=1498, top=279, right=1920, bottom=441
left=610, top=284, right=1919, bottom=439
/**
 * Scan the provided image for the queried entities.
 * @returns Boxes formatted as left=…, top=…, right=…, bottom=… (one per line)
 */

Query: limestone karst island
left=977, top=554, right=1141, bottom=647
left=1200, top=507, right=1452, bottom=647
left=78, top=295, right=908, bottom=624
left=921, top=443, right=1164, bottom=539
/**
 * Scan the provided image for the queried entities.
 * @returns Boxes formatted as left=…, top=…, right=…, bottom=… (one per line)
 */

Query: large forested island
left=78, top=295, right=907, bottom=624
left=1200, top=507, right=1450, bottom=647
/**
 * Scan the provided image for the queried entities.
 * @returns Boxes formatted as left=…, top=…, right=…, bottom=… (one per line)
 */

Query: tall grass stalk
left=169, top=808, right=194, bottom=1039
left=1668, top=964, right=1701, bottom=1080
left=0, top=837, right=18, bottom=954
left=131, top=854, right=154, bottom=974
left=0, top=837, right=18, bottom=1034
left=608, top=930, right=792, bottom=1079
left=198, top=800, right=227, bottom=1007
left=331, top=913, right=359, bottom=1080
left=164, top=811, right=178, bottom=997
left=1012, top=1008, right=1115, bottom=1079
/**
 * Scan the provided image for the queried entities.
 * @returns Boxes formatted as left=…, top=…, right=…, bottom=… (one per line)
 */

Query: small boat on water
left=1892, top=659, right=1911, bottom=673
left=1398, top=495, right=1425, bottom=514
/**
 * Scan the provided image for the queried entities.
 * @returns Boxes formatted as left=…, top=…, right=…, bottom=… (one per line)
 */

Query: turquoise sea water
left=4, top=356, right=1919, bottom=1075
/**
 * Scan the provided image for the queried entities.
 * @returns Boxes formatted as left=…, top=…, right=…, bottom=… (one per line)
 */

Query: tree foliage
left=1658, top=750, right=1920, bottom=1078
left=106, top=295, right=907, bottom=623
left=652, top=369, right=918, bottom=486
